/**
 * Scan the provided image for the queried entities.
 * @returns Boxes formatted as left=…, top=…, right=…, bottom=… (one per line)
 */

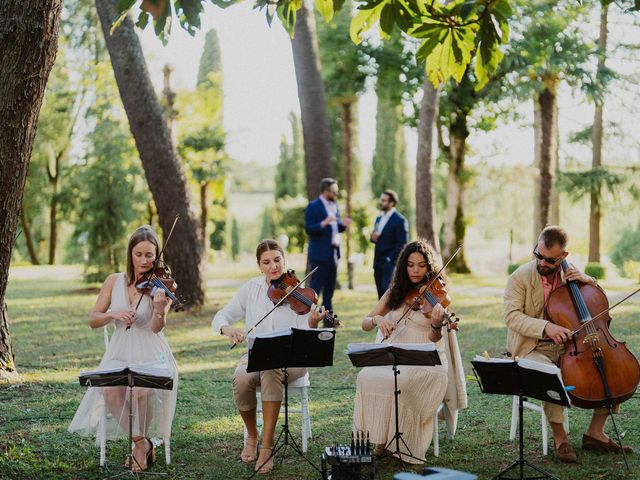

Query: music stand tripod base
left=491, top=395, right=557, bottom=480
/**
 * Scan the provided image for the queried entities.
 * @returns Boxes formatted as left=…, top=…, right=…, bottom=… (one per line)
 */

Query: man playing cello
left=504, top=225, right=634, bottom=462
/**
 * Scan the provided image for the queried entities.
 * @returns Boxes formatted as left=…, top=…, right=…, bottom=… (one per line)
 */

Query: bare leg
left=550, top=421, right=569, bottom=446
left=585, top=412, right=609, bottom=442
left=131, top=389, right=154, bottom=471
left=240, top=408, right=259, bottom=462
left=102, top=387, right=129, bottom=432
left=255, top=400, right=280, bottom=473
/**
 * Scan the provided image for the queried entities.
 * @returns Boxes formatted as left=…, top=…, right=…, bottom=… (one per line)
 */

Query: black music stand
left=471, top=357, right=570, bottom=480
left=245, top=328, right=335, bottom=480
left=348, top=343, right=441, bottom=464
left=80, top=363, right=174, bottom=476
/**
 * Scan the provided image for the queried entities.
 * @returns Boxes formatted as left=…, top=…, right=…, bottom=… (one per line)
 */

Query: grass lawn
left=1, top=262, right=639, bottom=479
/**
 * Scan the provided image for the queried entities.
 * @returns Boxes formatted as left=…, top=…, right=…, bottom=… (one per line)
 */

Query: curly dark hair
left=386, top=239, right=441, bottom=310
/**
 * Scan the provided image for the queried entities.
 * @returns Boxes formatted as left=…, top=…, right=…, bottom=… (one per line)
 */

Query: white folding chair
left=243, top=372, right=312, bottom=452
left=509, top=396, right=569, bottom=455
left=98, top=326, right=172, bottom=466
left=432, top=402, right=455, bottom=457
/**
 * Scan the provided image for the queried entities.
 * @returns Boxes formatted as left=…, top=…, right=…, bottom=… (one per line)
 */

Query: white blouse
left=211, top=276, right=310, bottom=336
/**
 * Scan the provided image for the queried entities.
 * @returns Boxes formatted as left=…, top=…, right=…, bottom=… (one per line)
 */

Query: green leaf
left=379, top=2, right=394, bottom=37
left=277, top=2, right=297, bottom=37
left=315, top=0, right=334, bottom=22
left=136, top=10, right=150, bottom=30
left=409, top=18, right=444, bottom=39
left=175, top=0, right=204, bottom=35
left=350, top=2, right=386, bottom=44
left=116, top=0, right=137, bottom=13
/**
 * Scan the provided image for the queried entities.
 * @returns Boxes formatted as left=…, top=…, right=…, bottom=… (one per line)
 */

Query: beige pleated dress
left=352, top=308, right=449, bottom=463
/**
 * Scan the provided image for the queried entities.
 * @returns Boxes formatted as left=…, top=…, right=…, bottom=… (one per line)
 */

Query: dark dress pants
left=374, top=259, right=394, bottom=299
left=309, top=256, right=337, bottom=313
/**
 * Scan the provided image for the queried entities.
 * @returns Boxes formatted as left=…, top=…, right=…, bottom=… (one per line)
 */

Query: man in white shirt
left=370, top=189, right=409, bottom=298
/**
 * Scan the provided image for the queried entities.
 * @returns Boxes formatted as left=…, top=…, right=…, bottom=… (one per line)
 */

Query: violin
left=268, top=270, right=340, bottom=327
left=404, top=273, right=458, bottom=331
left=546, top=260, right=640, bottom=408
left=135, top=261, right=185, bottom=312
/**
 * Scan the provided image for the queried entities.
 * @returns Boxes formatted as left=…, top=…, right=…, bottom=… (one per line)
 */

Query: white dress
left=68, top=273, right=178, bottom=443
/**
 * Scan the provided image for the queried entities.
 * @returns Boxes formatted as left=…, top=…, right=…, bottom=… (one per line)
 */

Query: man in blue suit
left=370, top=189, right=409, bottom=298
left=305, top=178, right=351, bottom=315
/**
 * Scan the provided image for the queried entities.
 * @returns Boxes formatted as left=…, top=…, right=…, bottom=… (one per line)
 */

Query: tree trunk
left=534, top=78, right=559, bottom=237
left=341, top=101, right=354, bottom=289
left=96, top=0, right=205, bottom=307
left=443, top=115, right=470, bottom=273
left=200, top=181, right=209, bottom=253
left=415, top=79, right=441, bottom=252
left=0, top=0, right=62, bottom=377
left=19, top=209, right=40, bottom=265
left=47, top=156, right=59, bottom=265
left=589, top=3, right=609, bottom=263
left=291, top=0, right=333, bottom=199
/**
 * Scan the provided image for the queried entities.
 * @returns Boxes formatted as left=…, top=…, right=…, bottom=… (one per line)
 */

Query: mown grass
left=1, top=263, right=639, bottom=480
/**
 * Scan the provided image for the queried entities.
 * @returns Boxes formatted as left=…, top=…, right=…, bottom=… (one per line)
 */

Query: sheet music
left=80, top=361, right=172, bottom=379
left=472, top=355, right=561, bottom=375
left=347, top=342, right=436, bottom=354
left=247, top=327, right=293, bottom=350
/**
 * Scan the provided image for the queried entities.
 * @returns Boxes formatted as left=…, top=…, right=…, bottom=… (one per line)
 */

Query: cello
left=546, top=260, right=640, bottom=409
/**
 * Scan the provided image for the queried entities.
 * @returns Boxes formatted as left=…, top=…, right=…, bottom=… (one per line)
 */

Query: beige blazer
left=503, top=260, right=567, bottom=358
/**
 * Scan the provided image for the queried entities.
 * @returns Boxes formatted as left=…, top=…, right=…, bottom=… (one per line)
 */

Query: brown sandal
left=131, top=438, right=155, bottom=472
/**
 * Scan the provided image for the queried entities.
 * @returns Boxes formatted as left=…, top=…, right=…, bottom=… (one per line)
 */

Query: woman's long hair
left=386, top=240, right=441, bottom=310
left=125, top=225, right=160, bottom=284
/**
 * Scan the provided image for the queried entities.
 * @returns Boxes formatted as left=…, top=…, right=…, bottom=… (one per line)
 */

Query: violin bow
left=130, top=215, right=180, bottom=326
left=229, top=266, right=319, bottom=350
left=380, top=245, right=463, bottom=343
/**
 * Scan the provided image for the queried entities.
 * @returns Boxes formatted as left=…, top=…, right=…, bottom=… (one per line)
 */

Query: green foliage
left=507, top=263, right=520, bottom=275
left=349, top=195, right=377, bottom=255
left=610, top=227, right=640, bottom=277
left=274, top=113, right=305, bottom=200
left=197, top=29, right=222, bottom=88
left=71, top=79, right=147, bottom=281
left=177, top=29, right=230, bottom=251
left=585, top=262, right=606, bottom=280
left=116, top=0, right=511, bottom=87
left=271, top=196, right=308, bottom=253
left=502, top=0, right=599, bottom=101
left=20, top=45, right=80, bottom=264
left=259, top=207, right=275, bottom=240
left=230, top=217, right=240, bottom=260
left=556, top=167, right=625, bottom=202
left=318, top=2, right=367, bottom=191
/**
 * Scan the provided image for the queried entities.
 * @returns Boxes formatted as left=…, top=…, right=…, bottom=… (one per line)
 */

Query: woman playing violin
left=353, top=239, right=466, bottom=463
left=212, top=239, right=325, bottom=474
left=68, top=225, right=179, bottom=472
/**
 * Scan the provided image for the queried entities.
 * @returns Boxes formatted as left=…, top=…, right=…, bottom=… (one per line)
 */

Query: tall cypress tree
left=370, top=35, right=419, bottom=226
left=274, top=112, right=305, bottom=200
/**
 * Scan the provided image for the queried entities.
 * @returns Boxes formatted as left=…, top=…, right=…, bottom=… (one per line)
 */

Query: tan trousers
left=524, top=342, right=618, bottom=424
left=232, top=354, right=307, bottom=411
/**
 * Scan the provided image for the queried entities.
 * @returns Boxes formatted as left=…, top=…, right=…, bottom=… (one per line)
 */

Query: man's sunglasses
left=533, top=248, right=563, bottom=264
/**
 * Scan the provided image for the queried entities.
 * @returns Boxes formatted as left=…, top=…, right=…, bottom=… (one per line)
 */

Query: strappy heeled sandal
left=131, top=437, right=155, bottom=472
left=255, top=446, right=274, bottom=474
left=241, top=437, right=259, bottom=463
